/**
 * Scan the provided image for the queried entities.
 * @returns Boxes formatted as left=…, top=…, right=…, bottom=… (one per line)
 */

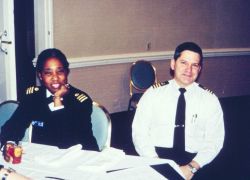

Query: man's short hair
left=36, top=48, right=69, bottom=73
left=173, top=42, right=203, bottom=66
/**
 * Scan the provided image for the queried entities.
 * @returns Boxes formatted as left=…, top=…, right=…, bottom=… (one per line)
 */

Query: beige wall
left=53, top=0, right=250, bottom=57
left=69, top=55, right=250, bottom=113
left=51, top=0, right=250, bottom=113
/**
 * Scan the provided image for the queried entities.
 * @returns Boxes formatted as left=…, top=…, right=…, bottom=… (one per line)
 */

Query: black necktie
left=173, top=88, right=186, bottom=152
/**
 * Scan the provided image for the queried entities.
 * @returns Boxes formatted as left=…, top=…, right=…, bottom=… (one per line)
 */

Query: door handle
left=1, top=40, right=12, bottom=44
left=0, top=30, right=12, bottom=54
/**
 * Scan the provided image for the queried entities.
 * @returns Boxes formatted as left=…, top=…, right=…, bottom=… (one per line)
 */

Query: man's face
left=38, top=58, right=68, bottom=94
left=170, top=50, right=201, bottom=87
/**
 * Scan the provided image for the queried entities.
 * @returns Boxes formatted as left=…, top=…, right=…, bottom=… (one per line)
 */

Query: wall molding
left=69, top=48, right=250, bottom=68
left=33, top=48, right=250, bottom=68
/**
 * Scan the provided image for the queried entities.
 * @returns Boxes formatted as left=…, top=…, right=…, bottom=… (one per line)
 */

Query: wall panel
left=53, top=0, right=250, bottom=58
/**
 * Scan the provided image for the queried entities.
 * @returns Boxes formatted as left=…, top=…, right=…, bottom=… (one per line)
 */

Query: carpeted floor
left=110, top=95, right=250, bottom=180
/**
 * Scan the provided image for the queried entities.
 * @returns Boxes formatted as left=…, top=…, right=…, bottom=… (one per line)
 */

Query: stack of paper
left=34, top=144, right=83, bottom=167
left=77, top=147, right=125, bottom=172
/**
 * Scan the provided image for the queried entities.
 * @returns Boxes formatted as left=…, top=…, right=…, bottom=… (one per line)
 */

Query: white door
left=0, top=0, right=17, bottom=102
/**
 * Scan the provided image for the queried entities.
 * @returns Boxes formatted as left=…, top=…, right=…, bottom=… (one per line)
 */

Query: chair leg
left=128, top=99, right=132, bottom=111
left=128, top=99, right=137, bottom=111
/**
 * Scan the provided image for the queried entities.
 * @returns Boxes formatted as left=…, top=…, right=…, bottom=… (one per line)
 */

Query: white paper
left=34, top=144, right=83, bottom=167
left=1, top=143, right=183, bottom=180
left=77, top=147, right=125, bottom=172
left=104, top=166, right=168, bottom=180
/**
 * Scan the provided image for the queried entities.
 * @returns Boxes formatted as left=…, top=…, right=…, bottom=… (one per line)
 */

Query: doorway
left=14, top=0, right=36, bottom=100
left=0, top=0, right=17, bottom=102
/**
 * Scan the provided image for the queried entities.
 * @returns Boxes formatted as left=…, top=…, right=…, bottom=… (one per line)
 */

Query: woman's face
left=38, top=58, right=68, bottom=94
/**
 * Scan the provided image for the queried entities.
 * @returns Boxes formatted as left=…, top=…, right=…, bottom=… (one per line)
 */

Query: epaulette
left=26, top=86, right=40, bottom=95
left=198, top=84, right=214, bottom=94
left=152, top=81, right=169, bottom=89
left=74, top=93, right=88, bottom=103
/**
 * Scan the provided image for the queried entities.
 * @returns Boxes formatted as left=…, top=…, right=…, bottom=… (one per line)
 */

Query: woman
left=0, top=48, right=99, bottom=151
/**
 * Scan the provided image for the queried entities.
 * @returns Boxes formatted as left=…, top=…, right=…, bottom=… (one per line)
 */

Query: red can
left=3, top=142, right=23, bottom=164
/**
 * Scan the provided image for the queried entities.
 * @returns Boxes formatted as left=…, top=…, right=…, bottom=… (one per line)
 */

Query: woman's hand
left=53, top=84, right=70, bottom=106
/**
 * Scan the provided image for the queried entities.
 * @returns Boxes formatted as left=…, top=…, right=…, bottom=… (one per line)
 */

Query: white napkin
left=77, top=147, right=125, bottom=172
left=34, top=144, right=83, bottom=167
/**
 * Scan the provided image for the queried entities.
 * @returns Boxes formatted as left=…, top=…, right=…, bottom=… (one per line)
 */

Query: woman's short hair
left=36, top=48, right=69, bottom=73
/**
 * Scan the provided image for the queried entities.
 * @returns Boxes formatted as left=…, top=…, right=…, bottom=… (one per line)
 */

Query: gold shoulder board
left=198, top=84, right=214, bottom=94
left=152, top=81, right=169, bottom=89
left=75, top=93, right=88, bottom=103
left=26, top=86, right=39, bottom=95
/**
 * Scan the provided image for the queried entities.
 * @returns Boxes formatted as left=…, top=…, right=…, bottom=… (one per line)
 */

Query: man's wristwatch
left=188, top=163, right=198, bottom=174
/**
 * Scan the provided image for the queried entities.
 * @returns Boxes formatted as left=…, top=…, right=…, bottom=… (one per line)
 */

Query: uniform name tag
left=32, top=121, right=44, bottom=127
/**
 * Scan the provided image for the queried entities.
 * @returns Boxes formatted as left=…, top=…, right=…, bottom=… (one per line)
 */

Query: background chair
left=91, top=101, right=112, bottom=151
left=0, top=100, right=19, bottom=133
left=0, top=100, right=32, bottom=142
left=22, top=124, right=33, bottom=143
left=128, top=60, right=157, bottom=111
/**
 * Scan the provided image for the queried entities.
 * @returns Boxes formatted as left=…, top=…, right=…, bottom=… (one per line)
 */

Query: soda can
left=3, top=141, right=15, bottom=162
left=12, top=145, right=23, bottom=164
left=3, top=141, right=23, bottom=164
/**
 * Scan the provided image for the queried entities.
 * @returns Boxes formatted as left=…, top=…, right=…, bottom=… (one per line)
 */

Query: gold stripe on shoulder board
left=26, top=86, right=39, bottom=95
left=152, top=81, right=169, bottom=89
left=205, top=88, right=214, bottom=94
left=75, top=93, right=88, bottom=103
left=152, top=82, right=162, bottom=89
left=198, top=84, right=214, bottom=94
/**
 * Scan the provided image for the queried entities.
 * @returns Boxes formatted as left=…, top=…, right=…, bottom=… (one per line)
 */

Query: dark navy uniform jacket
left=0, top=85, right=99, bottom=151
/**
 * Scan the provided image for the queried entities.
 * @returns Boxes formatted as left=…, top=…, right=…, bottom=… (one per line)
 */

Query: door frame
left=34, top=0, right=53, bottom=58
left=0, top=0, right=17, bottom=101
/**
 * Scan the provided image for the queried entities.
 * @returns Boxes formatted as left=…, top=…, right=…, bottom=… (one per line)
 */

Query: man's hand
left=180, top=160, right=200, bottom=180
left=180, top=165, right=194, bottom=180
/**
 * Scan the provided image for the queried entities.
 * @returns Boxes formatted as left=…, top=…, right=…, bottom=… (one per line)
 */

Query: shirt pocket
left=186, top=114, right=205, bottom=138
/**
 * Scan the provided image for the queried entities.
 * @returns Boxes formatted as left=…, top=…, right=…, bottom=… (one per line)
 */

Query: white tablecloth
left=1, top=142, right=184, bottom=180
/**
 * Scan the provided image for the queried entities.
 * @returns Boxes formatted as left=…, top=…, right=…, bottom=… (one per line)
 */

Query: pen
left=45, top=176, right=66, bottom=180
left=192, top=114, right=197, bottom=123
left=106, top=167, right=131, bottom=173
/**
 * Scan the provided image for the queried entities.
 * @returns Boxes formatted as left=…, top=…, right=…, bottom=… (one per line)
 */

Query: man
left=132, top=42, right=225, bottom=179
left=1, top=48, right=99, bottom=151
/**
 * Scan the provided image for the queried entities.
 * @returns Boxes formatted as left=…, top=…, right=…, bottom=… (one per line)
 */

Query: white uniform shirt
left=132, top=79, right=225, bottom=167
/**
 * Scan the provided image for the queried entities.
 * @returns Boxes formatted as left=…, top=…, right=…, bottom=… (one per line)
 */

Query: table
left=1, top=142, right=184, bottom=180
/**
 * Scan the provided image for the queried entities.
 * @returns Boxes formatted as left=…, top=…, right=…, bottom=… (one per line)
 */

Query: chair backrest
left=0, top=100, right=32, bottom=142
left=21, top=123, right=33, bottom=143
left=0, top=100, right=19, bottom=133
left=91, top=101, right=112, bottom=151
left=130, top=60, right=156, bottom=96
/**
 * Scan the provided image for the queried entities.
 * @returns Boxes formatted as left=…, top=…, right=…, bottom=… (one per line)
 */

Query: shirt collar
left=171, top=79, right=197, bottom=93
left=46, top=89, right=53, bottom=98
